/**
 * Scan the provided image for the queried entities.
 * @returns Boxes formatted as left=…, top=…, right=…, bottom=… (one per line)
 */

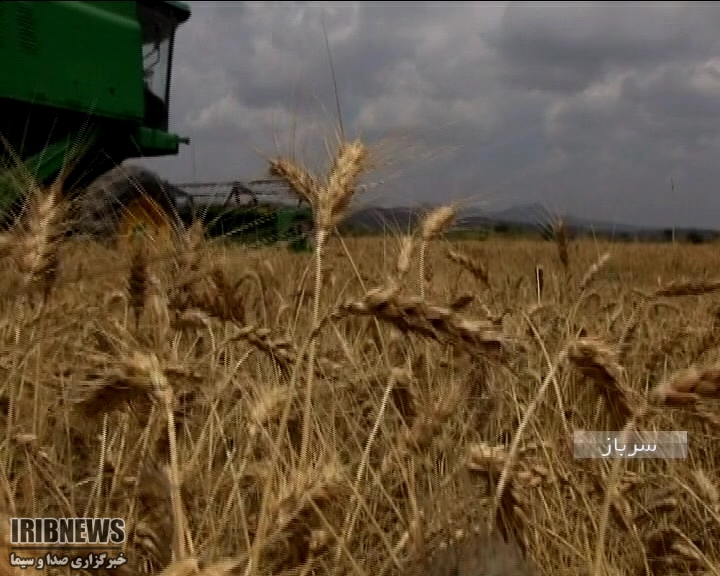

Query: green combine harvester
left=0, top=0, right=313, bottom=250
left=170, top=179, right=314, bottom=251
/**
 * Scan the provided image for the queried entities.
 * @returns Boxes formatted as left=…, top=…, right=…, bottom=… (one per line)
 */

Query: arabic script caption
left=9, top=552, right=128, bottom=570
left=598, top=437, right=657, bottom=457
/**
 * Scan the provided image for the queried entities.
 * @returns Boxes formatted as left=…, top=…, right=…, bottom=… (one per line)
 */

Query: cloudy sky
left=141, top=1, right=720, bottom=228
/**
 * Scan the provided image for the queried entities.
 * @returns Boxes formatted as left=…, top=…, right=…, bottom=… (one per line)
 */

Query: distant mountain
left=461, top=203, right=650, bottom=234
left=341, top=203, right=719, bottom=241
left=341, top=206, right=424, bottom=232
left=341, top=203, right=640, bottom=234
left=478, top=203, right=548, bottom=225
left=161, top=172, right=717, bottom=241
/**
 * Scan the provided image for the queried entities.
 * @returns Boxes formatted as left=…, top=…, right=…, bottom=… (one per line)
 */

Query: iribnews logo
left=11, top=518, right=126, bottom=548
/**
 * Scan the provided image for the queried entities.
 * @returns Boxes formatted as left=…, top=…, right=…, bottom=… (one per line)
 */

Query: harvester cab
left=138, top=1, right=189, bottom=134
left=0, top=1, right=191, bottom=242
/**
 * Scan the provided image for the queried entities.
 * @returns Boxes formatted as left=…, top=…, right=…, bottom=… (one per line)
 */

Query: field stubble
left=0, top=142, right=719, bottom=576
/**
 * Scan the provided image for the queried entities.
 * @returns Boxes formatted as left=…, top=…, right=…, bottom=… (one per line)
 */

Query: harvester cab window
left=137, top=4, right=177, bottom=131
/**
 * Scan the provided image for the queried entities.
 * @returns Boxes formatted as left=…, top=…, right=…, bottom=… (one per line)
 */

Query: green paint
left=0, top=1, right=191, bottom=217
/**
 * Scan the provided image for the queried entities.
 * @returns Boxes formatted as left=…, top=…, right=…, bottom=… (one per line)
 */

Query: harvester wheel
left=288, top=218, right=315, bottom=252
left=73, top=165, right=181, bottom=250
left=117, top=194, right=174, bottom=248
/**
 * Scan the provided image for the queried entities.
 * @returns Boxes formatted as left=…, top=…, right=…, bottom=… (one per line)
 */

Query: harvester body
left=176, top=181, right=315, bottom=252
left=0, top=0, right=190, bottom=224
left=0, top=0, right=314, bottom=251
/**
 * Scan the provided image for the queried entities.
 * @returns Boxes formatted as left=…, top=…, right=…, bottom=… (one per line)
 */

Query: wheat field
left=0, top=139, right=719, bottom=576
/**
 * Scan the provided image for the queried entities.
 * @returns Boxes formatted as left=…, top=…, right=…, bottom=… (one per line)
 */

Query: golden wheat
left=3, top=137, right=720, bottom=576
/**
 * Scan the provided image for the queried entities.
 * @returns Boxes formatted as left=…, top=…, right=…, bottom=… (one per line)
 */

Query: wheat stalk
left=447, top=248, right=490, bottom=289
left=650, top=365, right=720, bottom=405
left=334, top=287, right=509, bottom=354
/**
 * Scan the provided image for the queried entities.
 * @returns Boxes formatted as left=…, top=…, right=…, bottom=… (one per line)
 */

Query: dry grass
left=1, top=138, right=720, bottom=576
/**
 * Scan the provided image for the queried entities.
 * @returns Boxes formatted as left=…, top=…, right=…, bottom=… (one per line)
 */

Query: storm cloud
left=140, top=1, right=720, bottom=228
